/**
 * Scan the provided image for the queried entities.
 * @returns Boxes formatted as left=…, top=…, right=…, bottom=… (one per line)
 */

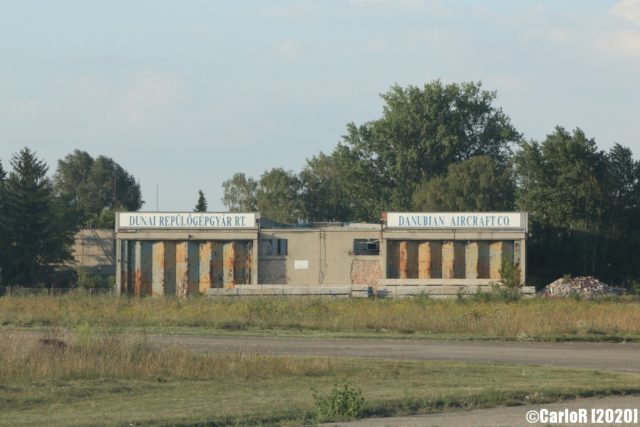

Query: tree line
left=222, top=81, right=640, bottom=288
left=0, top=149, right=142, bottom=286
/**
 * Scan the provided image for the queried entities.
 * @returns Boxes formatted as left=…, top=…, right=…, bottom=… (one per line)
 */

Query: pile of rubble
left=543, top=276, right=612, bottom=298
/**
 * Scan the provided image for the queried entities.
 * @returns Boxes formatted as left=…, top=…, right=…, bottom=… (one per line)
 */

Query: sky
left=1, top=0, right=639, bottom=211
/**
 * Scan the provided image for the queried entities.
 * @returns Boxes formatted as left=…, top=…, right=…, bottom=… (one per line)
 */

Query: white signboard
left=118, top=212, right=258, bottom=230
left=294, top=260, right=309, bottom=270
left=386, top=212, right=525, bottom=230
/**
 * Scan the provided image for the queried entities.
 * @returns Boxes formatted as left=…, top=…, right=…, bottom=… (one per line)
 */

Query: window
left=260, top=238, right=288, bottom=256
left=353, top=239, right=380, bottom=255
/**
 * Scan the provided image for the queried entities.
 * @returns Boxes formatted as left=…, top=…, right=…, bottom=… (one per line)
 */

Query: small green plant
left=312, top=381, right=365, bottom=422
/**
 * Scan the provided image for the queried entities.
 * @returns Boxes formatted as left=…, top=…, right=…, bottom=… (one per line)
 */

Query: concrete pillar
left=199, top=242, right=213, bottom=294
left=418, top=241, right=442, bottom=279
left=398, top=241, right=409, bottom=279
left=442, top=241, right=454, bottom=279
left=152, top=241, right=165, bottom=296
left=223, top=241, right=236, bottom=288
left=465, top=241, right=479, bottom=279
left=175, top=241, right=189, bottom=297
left=489, top=241, right=515, bottom=280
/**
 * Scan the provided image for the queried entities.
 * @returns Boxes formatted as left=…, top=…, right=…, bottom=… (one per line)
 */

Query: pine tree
left=0, top=160, right=6, bottom=284
left=2, top=148, right=76, bottom=286
left=194, top=190, right=208, bottom=212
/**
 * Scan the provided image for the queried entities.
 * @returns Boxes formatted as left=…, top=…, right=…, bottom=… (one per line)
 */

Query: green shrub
left=312, top=381, right=365, bottom=422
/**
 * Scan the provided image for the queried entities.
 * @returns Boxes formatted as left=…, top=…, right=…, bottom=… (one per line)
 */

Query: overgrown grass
left=2, top=295, right=640, bottom=340
left=1, top=330, right=640, bottom=426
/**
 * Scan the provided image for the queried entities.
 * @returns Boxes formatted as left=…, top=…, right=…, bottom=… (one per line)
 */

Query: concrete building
left=115, top=211, right=531, bottom=297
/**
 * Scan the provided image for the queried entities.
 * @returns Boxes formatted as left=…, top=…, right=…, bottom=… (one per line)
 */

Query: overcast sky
left=2, top=0, right=639, bottom=211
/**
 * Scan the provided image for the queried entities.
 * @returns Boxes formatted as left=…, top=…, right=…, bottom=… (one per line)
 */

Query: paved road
left=146, top=335, right=640, bottom=372
left=326, top=395, right=640, bottom=427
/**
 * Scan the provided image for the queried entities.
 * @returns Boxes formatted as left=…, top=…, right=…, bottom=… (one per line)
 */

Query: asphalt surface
left=145, top=334, right=640, bottom=372
left=326, top=395, right=640, bottom=427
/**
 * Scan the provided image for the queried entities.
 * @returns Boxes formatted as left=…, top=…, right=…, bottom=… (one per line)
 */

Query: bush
left=312, top=381, right=365, bottom=422
left=75, top=267, right=114, bottom=289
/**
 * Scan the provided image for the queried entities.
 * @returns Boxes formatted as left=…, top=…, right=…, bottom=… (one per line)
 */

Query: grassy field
left=2, top=330, right=640, bottom=426
left=1, top=294, right=640, bottom=340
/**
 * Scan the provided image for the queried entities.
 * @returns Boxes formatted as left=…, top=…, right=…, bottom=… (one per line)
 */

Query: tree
left=221, top=172, right=257, bottom=212
left=339, top=81, right=521, bottom=212
left=0, top=160, right=6, bottom=282
left=194, top=190, right=208, bottom=212
left=412, top=155, right=515, bottom=211
left=2, top=148, right=76, bottom=286
left=54, top=150, right=143, bottom=227
left=513, top=127, right=608, bottom=286
left=256, top=168, right=304, bottom=224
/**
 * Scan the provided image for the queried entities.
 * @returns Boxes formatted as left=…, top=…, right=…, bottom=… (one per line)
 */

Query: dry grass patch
left=1, top=329, right=640, bottom=425
left=2, top=295, right=640, bottom=340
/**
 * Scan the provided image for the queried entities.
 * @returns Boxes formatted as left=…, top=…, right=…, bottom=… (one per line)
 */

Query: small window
left=353, top=239, right=380, bottom=255
left=260, top=238, right=288, bottom=256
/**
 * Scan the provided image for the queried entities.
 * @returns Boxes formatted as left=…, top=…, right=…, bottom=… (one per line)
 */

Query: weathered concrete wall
left=119, top=239, right=254, bottom=296
left=386, top=239, right=523, bottom=284
left=258, top=226, right=382, bottom=286
left=73, top=229, right=115, bottom=274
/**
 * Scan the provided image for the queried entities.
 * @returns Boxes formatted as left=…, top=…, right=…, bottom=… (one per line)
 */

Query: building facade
left=115, top=211, right=529, bottom=297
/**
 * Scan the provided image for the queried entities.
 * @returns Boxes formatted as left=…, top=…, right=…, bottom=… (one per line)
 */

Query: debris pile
left=543, top=276, right=612, bottom=298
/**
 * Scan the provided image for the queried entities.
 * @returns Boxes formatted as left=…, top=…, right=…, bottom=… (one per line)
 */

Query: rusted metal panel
left=133, top=241, right=142, bottom=297
left=152, top=241, right=165, bottom=296
left=233, top=241, right=247, bottom=285
left=140, top=241, right=153, bottom=296
left=198, top=242, right=212, bottom=294
left=223, top=241, right=236, bottom=288
left=187, top=241, right=200, bottom=295
left=175, top=241, right=189, bottom=297
left=350, top=258, right=382, bottom=286
left=406, top=241, right=418, bottom=279
left=120, top=240, right=129, bottom=295
left=453, top=241, right=465, bottom=279
left=386, top=240, right=399, bottom=279
left=465, top=241, right=479, bottom=279
left=478, top=241, right=490, bottom=279
left=211, top=242, right=224, bottom=288
left=163, top=241, right=176, bottom=296
left=442, top=241, right=454, bottom=279
left=429, top=241, right=442, bottom=279
left=243, top=241, right=253, bottom=284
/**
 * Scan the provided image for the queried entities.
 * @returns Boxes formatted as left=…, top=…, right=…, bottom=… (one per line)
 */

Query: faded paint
left=152, top=241, right=165, bottom=296
left=398, top=241, right=409, bottom=279
left=175, top=241, right=189, bottom=297
left=223, top=242, right=236, bottom=288
left=442, top=241, right=454, bottom=279
left=465, top=241, right=479, bottom=279
left=211, top=241, right=224, bottom=288
left=198, top=242, right=212, bottom=294
left=350, top=258, right=382, bottom=287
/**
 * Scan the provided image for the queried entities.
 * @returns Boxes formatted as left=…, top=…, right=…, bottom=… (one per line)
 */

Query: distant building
left=114, top=211, right=531, bottom=297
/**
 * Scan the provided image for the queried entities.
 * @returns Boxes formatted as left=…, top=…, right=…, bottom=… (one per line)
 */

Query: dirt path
left=145, top=334, right=640, bottom=372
